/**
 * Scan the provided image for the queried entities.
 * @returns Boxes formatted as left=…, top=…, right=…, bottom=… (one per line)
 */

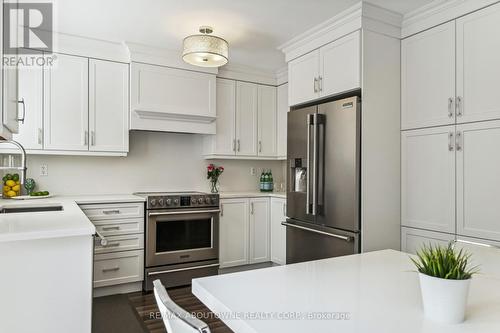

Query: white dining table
left=192, top=249, right=500, bottom=333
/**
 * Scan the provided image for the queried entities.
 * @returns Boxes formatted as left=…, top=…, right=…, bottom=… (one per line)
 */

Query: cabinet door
left=401, top=126, right=456, bottom=233
left=257, top=85, right=277, bottom=157
left=89, top=59, right=128, bottom=152
left=401, top=22, right=455, bottom=130
left=457, top=121, right=500, bottom=241
left=14, top=50, right=43, bottom=149
left=44, top=54, right=89, bottom=151
left=457, top=3, right=500, bottom=124
left=401, top=227, right=455, bottom=255
left=219, top=199, right=249, bottom=268
left=276, top=83, right=288, bottom=158
left=270, top=198, right=286, bottom=265
left=235, top=81, right=257, bottom=156
left=249, top=198, right=270, bottom=264
left=319, top=31, right=360, bottom=98
left=288, top=50, right=320, bottom=106
left=2, top=0, right=19, bottom=134
left=212, top=79, right=236, bottom=155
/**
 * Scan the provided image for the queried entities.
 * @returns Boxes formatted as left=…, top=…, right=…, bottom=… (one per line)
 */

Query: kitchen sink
left=0, top=204, right=63, bottom=214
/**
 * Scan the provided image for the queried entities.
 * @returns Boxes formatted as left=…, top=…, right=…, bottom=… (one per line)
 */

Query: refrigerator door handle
left=306, top=114, right=313, bottom=215
left=311, top=113, right=319, bottom=216
left=281, top=222, right=353, bottom=242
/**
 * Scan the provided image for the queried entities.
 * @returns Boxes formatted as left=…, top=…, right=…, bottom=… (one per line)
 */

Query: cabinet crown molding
left=402, top=0, right=500, bottom=38
left=278, top=1, right=402, bottom=62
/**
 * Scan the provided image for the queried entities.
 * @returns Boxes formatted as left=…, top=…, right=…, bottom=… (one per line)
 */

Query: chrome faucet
left=0, top=140, right=27, bottom=185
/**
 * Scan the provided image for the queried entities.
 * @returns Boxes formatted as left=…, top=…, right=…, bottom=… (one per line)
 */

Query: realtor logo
left=3, top=2, right=53, bottom=54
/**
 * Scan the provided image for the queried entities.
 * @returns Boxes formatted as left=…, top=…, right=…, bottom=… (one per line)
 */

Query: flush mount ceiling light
left=182, top=26, right=228, bottom=68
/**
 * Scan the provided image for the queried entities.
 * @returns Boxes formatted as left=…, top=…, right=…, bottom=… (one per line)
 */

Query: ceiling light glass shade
left=182, top=29, right=228, bottom=68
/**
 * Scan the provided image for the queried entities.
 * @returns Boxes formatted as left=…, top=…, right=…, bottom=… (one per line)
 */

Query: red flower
left=218, top=166, right=224, bottom=171
left=207, top=164, right=214, bottom=171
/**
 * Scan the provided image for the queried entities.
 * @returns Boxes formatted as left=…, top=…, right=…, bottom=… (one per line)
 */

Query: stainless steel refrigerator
left=284, top=95, right=361, bottom=264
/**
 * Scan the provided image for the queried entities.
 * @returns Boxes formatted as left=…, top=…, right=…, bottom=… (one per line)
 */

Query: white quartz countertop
left=220, top=191, right=286, bottom=199
left=192, top=250, right=500, bottom=333
left=0, top=194, right=145, bottom=243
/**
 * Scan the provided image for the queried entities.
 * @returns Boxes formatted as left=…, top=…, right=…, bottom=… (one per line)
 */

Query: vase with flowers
left=207, top=164, right=224, bottom=193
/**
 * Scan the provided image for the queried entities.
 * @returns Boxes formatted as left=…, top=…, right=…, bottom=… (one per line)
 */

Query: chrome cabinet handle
left=102, top=209, right=120, bottom=215
left=232, top=140, right=236, bottom=152
left=102, top=267, right=120, bottom=273
left=103, top=242, right=120, bottom=248
left=456, top=131, right=462, bottom=151
left=306, top=114, right=313, bottom=215
left=281, top=222, right=353, bottom=242
left=456, top=96, right=463, bottom=117
left=448, top=97, right=454, bottom=118
left=91, top=131, right=95, bottom=146
left=38, top=128, right=43, bottom=145
left=318, top=76, right=323, bottom=92
left=84, top=130, right=88, bottom=146
left=220, top=204, right=224, bottom=217
left=258, top=141, right=262, bottom=153
left=282, top=203, right=286, bottom=216
left=102, top=226, right=120, bottom=231
left=17, top=98, right=26, bottom=124
left=313, top=77, right=318, bottom=93
left=237, top=139, right=240, bottom=152
left=448, top=132, right=454, bottom=151
left=95, top=230, right=107, bottom=246
left=250, top=202, right=254, bottom=215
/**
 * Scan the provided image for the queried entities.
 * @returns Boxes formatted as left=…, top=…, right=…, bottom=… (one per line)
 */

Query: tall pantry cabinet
left=401, top=2, right=500, bottom=253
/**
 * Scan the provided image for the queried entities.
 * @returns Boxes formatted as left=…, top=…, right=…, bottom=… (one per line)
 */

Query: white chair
left=153, top=279, right=211, bottom=333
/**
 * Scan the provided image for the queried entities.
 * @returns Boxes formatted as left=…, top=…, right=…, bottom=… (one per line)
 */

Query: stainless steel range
left=135, top=192, right=220, bottom=291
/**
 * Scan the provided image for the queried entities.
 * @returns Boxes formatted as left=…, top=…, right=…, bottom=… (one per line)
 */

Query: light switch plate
left=40, top=164, right=48, bottom=176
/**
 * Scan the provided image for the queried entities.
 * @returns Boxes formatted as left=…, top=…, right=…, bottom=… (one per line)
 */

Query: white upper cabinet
left=235, top=81, right=258, bottom=156
left=130, top=62, right=216, bottom=134
left=210, top=79, right=236, bottom=155
left=257, top=85, right=277, bottom=157
left=319, top=31, right=360, bottom=98
left=89, top=59, right=128, bottom=152
left=44, top=54, right=89, bottom=151
left=249, top=198, right=270, bottom=264
left=288, top=31, right=361, bottom=107
left=401, top=22, right=456, bottom=130
left=276, top=83, right=288, bottom=158
left=288, top=50, right=320, bottom=106
left=270, top=197, right=286, bottom=265
left=14, top=50, right=43, bottom=149
left=456, top=120, right=500, bottom=242
left=401, top=126, right=456, bottom=233
left=456, top=3, right=500, bottom=124
left=219, top=199, right=249, bottom=268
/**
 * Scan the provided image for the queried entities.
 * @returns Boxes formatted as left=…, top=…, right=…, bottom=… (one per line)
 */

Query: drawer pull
left=102, top=242, right=120, bottom=248
left=102, top=209, right=121, bottom=215
left=102, top=267, right=120, bottom=273
left=102, top=226, right=120, bottom=231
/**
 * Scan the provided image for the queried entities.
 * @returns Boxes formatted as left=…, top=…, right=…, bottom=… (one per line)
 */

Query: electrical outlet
left=40, top=164, right=48, bottom=176
left=250, top=167, right=256, bottom=176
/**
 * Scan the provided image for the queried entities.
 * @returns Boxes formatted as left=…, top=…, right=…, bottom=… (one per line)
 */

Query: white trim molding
left=278, top=2, right=402, bottom=62
left=217, top=63, right=278, bottom=86
left=402, top=0, right=500, bottom=38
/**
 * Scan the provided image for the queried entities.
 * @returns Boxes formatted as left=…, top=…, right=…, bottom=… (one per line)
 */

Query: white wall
left=22, top=131, right=284, bottom=195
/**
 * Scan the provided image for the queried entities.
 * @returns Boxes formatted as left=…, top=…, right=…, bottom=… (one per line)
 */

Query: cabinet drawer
left=93, top=250, right=144, bottom=288
left=94, top=218, right=144, bottom=236
left=80, top=202, right=144, bottom=221
left=94, top=234, right=144, bottom=254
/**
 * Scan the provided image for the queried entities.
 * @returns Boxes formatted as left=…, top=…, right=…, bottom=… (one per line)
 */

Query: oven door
left=146, top=208, right=219, bottom=267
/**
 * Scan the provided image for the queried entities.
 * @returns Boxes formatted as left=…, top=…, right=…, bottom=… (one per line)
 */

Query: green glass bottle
left=263, top=169, right=270, bottom=192
left=260, top=170, right=264, bottom=192
left=269, top=169, right=274, bottom=192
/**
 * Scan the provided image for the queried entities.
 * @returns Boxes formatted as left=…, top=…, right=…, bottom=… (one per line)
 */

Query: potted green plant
left=411, top=242, right=479, bottom=324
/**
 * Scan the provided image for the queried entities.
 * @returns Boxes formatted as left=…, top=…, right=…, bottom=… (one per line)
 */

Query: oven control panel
left=147, top=194, right=219, bottom=209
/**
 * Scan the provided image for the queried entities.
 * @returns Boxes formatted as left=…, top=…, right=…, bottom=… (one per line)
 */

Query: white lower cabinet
left=220, top=197, right=276, bottom=268
left=219, top=199, right=249, bottom=268
left=401, top=227, right=455, bottom=255
left=249, top=198, right=270, bottom=264
left=270, top=197, right=286, bottom=265
left=79, top=201, right=145, bottom=290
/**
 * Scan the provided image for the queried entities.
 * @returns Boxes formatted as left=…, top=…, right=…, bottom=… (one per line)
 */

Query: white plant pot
left=418, top=273, right=471, bottom=324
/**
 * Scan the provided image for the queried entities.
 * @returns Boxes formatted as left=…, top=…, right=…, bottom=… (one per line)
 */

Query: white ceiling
left=52, top=0, right=435, bottom=72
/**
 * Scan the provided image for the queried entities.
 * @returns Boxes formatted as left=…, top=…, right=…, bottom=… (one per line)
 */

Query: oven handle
left=147, top=263, right=220, bottom=276
left=148, top=209, right=220, bottom=217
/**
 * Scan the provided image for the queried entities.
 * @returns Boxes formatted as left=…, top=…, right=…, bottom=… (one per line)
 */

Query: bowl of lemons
left=3, top=173, right=21, bottom=198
